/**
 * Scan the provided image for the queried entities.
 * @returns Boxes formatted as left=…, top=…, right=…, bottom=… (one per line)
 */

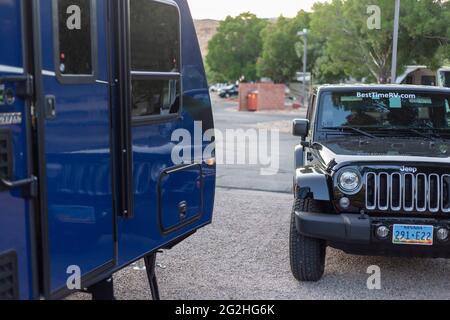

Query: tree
left=257, top=12, right=311, bottom=83
left=310, top=0, right=450, bottom=83
left=205, top=62, right=227, bottom=84
left=422, top=2, right=450, bottom=70
left=206, top=13, right=268, bottom=82
left=257, top=11, right=347, bottom=84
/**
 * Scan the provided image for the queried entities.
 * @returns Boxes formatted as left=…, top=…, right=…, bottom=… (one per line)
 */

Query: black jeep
left=290, top=85, right=450, bottom=282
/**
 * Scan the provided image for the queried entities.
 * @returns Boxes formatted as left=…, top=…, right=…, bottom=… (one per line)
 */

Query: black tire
left=289, top=198, right=327, bottom=282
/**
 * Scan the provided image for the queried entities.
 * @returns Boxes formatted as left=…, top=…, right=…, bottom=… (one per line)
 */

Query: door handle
left=179, top=201, right=187, bottom=219
left=1, top=176, right=36, bottom=188
left=45, top=95, right=56, bottom=120
left=0, top=176, right=38, bottom=197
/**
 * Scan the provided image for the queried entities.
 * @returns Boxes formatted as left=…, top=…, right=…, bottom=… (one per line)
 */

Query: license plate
left=393, top=225, right=434, bottom=246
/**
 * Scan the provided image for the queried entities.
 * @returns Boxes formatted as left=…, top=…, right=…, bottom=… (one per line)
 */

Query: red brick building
left=239, top=83, right=285, bottom=112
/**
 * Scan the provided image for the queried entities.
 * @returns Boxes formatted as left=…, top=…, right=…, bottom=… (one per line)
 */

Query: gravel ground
left=71, top=188, right=450, bottom=300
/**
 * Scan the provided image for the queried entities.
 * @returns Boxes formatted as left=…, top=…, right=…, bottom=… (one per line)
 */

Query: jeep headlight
left=338, top=170, right=361, bottom=194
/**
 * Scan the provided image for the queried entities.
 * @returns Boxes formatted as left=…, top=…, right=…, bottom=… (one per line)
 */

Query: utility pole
left=298, top=29, right=309, bottom=106
left=391, top=0, right=401, bottom=84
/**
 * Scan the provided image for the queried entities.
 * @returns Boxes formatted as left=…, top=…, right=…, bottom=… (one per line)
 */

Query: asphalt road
left=213, top=96, right=302, bottom=194
left=72, top=95, right=450, bottom=300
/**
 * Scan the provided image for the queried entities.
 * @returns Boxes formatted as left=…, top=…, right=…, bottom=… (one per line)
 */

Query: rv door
left=34, top=0, right=115, bottom=299
left=0, top=0, right=38, bottom=300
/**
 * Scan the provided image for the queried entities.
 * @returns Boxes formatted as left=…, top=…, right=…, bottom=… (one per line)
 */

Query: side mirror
left=293, top=119, right=310, bottom=139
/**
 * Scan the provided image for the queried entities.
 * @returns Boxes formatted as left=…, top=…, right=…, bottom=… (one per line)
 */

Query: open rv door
left=0, top=0, right=38, bottom=300
left=32, top=0, right=115, bottom=299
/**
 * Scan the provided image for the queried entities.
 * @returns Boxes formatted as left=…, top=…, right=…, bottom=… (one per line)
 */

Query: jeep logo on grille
left=400, top=166, right=418, bottom=174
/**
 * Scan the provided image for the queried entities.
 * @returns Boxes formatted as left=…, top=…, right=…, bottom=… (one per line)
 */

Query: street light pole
left=298, top=28, right=309, bottom=106
left=391, top=0, right=401, bottom=84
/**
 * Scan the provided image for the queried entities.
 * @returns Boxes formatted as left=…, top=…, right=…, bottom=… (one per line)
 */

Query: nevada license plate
left=393, top=225, right=434, bottom=246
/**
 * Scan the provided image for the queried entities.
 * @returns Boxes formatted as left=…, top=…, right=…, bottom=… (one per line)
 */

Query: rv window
left=55, top=0, right=95, bottom=77
left=129, top=0, right=182, bottom=120
left=131, top=79, right=180, bottom=117
left=130, top=0, right=180, bottom=72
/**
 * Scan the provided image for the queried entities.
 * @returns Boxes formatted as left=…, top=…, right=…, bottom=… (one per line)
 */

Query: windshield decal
left=390, top=96, right=402, bottom=109
left=356, top=92, right=417, bottom=99
left=341, top=96, right=363, bottom=102
left=409, top=97, right=432, bottom=104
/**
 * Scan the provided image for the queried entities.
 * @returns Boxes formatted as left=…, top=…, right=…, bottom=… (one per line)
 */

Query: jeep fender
left=294, top=167, right=331, bottom=201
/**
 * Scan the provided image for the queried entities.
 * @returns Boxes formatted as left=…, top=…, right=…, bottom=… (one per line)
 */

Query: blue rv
left=0, top=0, right=216, bottom=300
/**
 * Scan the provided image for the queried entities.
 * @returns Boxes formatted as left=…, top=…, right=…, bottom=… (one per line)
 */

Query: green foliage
left=257, top=12, right=310, bottom=83
left=427, top=0, right=450, bottom=68
left=309, top=0, right=450, bottom=83
left=205, top=62, right=227, bottom=85
left=205, top=1, right=450, bottom=85
left=206, top=13, right=268, bottom=82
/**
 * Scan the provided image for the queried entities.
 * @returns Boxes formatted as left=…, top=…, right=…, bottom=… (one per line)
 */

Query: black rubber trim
left=295, top=211, right=371, bottom=244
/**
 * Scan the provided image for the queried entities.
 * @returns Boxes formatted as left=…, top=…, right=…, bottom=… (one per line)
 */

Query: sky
left=187, top=0, right=327, bottom=20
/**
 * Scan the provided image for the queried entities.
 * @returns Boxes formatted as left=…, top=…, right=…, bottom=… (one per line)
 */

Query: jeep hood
left=317, top=137, right=450, bottom=167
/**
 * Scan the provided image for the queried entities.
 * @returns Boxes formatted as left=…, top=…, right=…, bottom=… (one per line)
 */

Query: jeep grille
left=365, top=172, right=450, bottom=214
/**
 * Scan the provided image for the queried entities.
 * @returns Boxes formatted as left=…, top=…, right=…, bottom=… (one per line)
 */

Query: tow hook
left=359, top=209, right=369, bottom=220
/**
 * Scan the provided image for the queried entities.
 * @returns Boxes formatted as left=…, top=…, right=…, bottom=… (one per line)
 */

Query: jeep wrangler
left=290, top=85, right=450, bottom=282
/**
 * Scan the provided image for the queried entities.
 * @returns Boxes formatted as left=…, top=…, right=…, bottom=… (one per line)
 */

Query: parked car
left=290, top=84, right=450, bottom=282
left=219, top=85, right=239, bottom=98
left=209, top=83, right=227, bottom=93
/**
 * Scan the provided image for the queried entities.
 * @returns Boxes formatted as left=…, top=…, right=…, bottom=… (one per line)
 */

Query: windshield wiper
left=323, top=126, right=377, bottom=139
left=397, top=128, right=436, bottom=141
left=422, top=123, right=443, bottom=140
left=377, top=126, right=445, bottom=141
left=386, top=125, right=441, bottom=141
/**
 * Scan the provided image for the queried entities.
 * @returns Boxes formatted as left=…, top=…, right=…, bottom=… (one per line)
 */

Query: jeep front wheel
left=289, top=198, right=326, bottom=282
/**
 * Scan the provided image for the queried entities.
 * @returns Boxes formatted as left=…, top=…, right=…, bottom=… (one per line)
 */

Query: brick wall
left=239, top=83, right=285, bottom=111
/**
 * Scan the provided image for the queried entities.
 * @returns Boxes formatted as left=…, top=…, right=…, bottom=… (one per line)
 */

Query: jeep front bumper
left=295, top=211, right=450, bottom=258
left=295, top=211, right=371, bottom=244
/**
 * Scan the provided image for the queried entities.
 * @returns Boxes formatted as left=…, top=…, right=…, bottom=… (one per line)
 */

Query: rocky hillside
left=193, top=19, right=220, bottom=58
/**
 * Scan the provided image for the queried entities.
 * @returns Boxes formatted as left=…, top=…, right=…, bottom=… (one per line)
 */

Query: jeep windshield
left=319, top=90, right=450, bottom=138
